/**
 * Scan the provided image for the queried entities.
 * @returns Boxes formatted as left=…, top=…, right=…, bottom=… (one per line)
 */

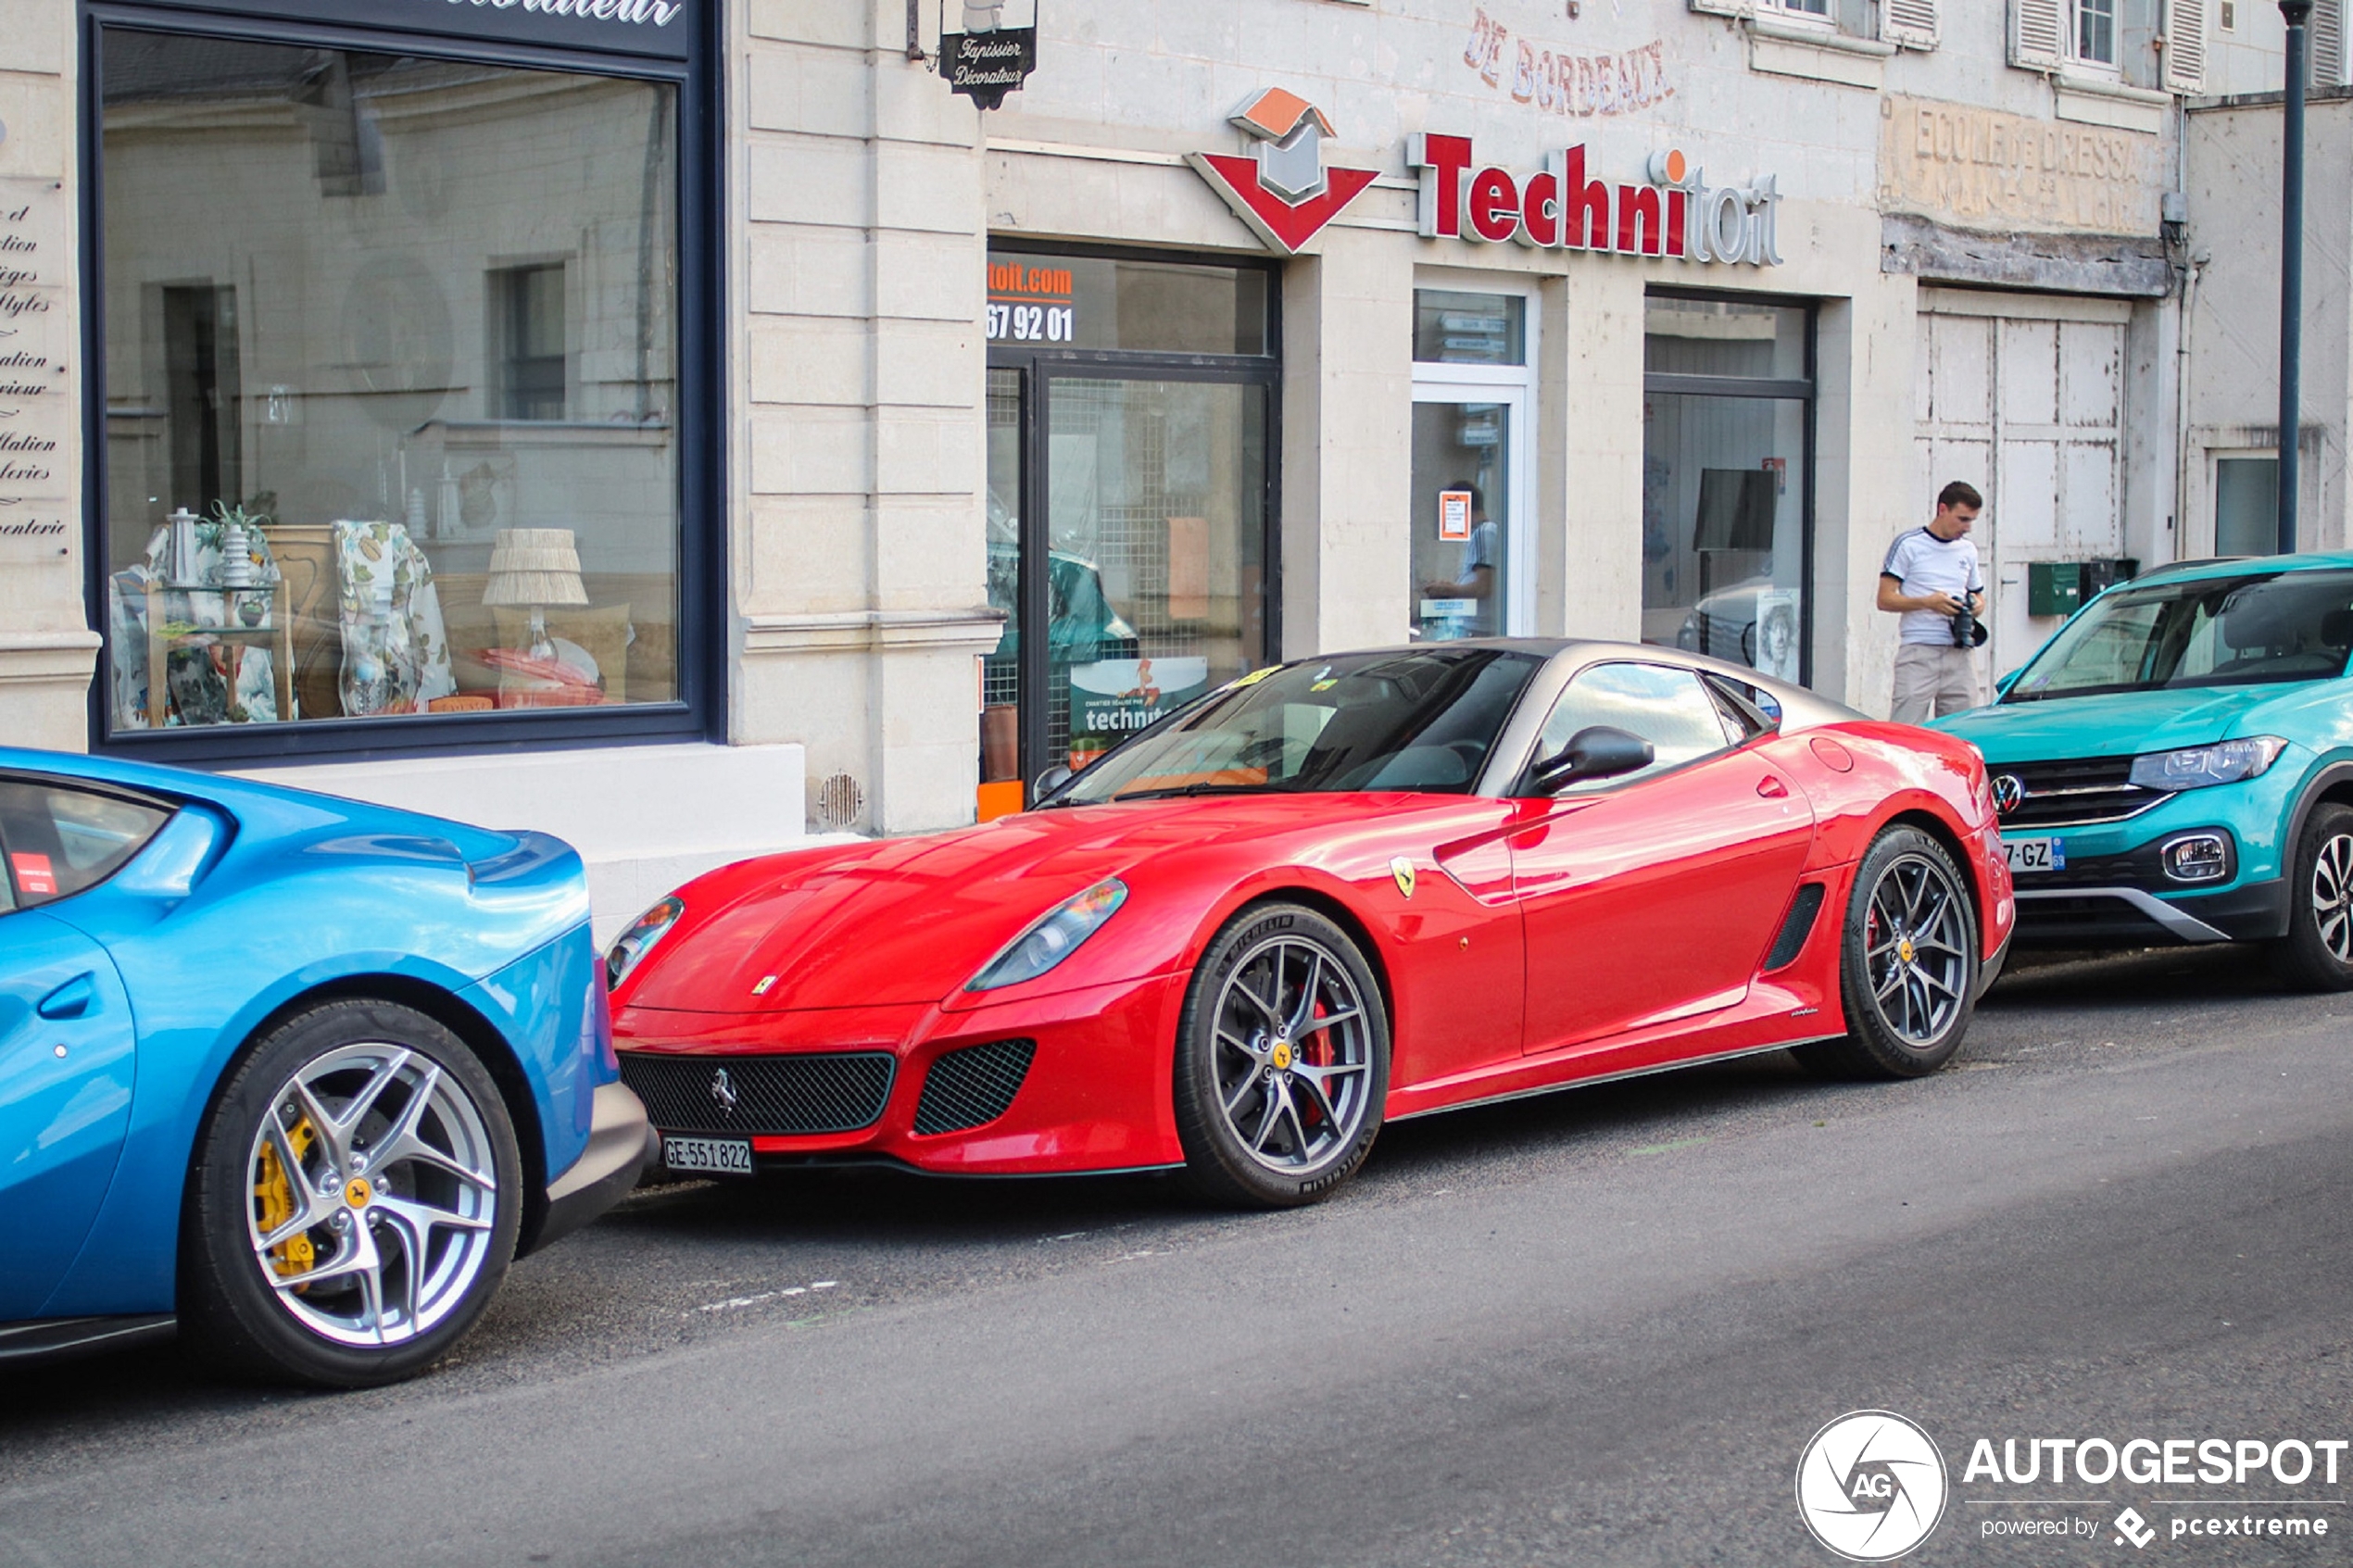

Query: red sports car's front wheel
left=1173, top=903, right=1390, bottom=1209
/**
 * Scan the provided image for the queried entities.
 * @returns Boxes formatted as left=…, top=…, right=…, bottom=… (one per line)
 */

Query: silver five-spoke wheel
left=1176, top=904, right=1390, bottom=1207
left=246, top=1042, right=501, bottom=1348
left=184, top=998, right=522, bottom=1386
left=1861, top=851, right=1969, bottom=1046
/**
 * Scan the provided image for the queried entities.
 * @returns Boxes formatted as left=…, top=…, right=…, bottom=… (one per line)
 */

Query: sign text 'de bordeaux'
left=1409, top=135, right=1784, bottom=267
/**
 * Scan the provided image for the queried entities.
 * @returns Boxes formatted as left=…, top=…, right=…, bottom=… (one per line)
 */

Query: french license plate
left=2004, top=837, right=2065, bottom=873
left=663, top=1135, right=753, bottom=1176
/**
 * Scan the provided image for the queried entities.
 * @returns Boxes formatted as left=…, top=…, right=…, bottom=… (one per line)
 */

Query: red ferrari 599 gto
left=609, top=642, right=2013, bottom=1206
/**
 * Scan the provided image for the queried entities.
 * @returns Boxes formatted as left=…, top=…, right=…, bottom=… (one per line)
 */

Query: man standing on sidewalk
left=1879, top=481, right=1988, bottom=723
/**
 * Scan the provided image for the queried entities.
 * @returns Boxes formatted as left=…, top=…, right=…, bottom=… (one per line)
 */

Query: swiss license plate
left=663, top=1135, right=753, bottom=1176
left=2004, top=837, right=2065, bottom=873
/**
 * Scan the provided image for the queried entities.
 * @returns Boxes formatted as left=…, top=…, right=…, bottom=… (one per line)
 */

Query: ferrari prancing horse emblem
left=1390, top=857, right=1416, bottom=899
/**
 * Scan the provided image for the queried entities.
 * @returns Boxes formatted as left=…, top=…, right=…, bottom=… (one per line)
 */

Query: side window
left=0, top=779, right=174, bottom=910
left=1533, top=662, right=1738, bottom=792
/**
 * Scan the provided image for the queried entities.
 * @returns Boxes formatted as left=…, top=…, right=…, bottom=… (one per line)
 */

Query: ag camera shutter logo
left=1796, top=1411, right=1950, bottom=1561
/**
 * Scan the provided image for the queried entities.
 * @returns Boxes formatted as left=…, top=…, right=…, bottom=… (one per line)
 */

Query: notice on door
left=0, top=177, right=71, bottom=563
left=1438, top=489, right=1474, bottom=542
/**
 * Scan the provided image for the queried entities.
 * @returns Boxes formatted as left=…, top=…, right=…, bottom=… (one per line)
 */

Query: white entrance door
left=1410, top=376, right=1534, bottom=641
left=1913, top=294, right=2128, bottom=675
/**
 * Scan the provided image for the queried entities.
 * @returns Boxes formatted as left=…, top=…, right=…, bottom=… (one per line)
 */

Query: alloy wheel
left=2311, top=833, right=2353, bottom=963
left=245, top=1043, right=501, bottom=1348
left=1861, top=852, right=1970, bottom=1046
left=1209, top=935, right=1375, bottom=1174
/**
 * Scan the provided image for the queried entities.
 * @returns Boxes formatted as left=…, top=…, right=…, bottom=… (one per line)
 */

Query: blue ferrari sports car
left=0, top=747, right=653, bottom=1386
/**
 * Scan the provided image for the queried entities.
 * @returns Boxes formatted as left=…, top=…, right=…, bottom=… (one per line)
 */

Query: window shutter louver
left=2165, top=0, right=2208, bottom=92
left=1689, top=0, right=1755, bottom=18
left=2315, top=0, right=2347, bottom=88
left=2011, top=0, right=2066, bottom=68
left=1884, top=0, right=1943, bottom=47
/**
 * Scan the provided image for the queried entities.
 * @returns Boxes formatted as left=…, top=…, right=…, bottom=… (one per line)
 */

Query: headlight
left=966, top=878, right=1127, bottom=992
left=2127, top=736, right=2287, bottom=792
left=606, top=895, right=685, bottom=990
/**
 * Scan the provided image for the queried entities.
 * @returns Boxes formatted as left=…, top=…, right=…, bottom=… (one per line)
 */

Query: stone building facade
left=0, top=0, right=2272, bottom=926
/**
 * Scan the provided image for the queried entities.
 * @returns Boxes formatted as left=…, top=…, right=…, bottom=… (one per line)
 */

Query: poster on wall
left=1754, top=588, right=1800, bottom=684
left=1068, top=657, right=1209, bottom=770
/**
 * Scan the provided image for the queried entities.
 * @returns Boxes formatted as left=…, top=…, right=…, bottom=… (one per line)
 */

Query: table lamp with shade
left=482, top=527, right=587, bottom=660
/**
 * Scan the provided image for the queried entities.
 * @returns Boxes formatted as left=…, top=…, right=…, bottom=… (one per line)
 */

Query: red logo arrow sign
left=1186, top=152, right=1380, bottom=256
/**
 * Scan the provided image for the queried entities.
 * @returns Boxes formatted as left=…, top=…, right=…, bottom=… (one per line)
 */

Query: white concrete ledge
left=2054, top=74, right=2170, bottom=133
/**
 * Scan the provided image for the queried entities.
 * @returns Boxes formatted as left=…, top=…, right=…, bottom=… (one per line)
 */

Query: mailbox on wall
left=2028, top=558, right=2140, bottom=617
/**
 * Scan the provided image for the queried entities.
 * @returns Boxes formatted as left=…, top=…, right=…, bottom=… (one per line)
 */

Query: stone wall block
left=747, top=44, right=874, bottom=135
left=747, top=138, right=873, bottom=228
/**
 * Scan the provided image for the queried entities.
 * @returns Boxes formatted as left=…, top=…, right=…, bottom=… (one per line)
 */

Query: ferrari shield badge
left=1390, top=857, right=1416, bottom=899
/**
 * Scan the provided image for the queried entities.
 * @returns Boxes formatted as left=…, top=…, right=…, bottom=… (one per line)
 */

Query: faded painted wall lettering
left=1880, top=96, right=2161, bottom=235
left=1464, top=8, right=1672, bottom=119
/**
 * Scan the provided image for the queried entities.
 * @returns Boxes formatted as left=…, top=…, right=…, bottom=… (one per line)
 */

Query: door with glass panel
left=1410, top=289, right=1534, bottom=643
left=979, top=251, right=1277, bottom=819
left=1409, top=385, right=1529, bottom=642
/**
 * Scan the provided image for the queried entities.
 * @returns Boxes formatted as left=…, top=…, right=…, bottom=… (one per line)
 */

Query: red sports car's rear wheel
left=1173, top=903, right=1389, bottom=1209
left=1796, top=826, right=1980, bottom=1080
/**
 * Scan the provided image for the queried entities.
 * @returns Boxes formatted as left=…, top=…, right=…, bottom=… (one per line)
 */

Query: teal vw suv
left=1933, top=553, right=2353, bottom=988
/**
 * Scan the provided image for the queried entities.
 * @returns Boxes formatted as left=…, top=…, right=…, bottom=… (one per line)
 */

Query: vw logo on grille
left=709, top=1066, right=738, bottom=1117
left=1991, top=773, right=2027, bottom=815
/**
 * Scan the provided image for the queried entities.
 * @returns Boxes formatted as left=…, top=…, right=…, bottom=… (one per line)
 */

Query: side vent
left=1764, top=884, right=1828, bottom=972
left=913, top=1039, right=1037, bottom=1135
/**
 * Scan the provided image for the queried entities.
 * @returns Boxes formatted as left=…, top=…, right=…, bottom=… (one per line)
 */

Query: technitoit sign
left=1189, top=93, right=1786, bottom=266
left=1410, top=135, right=1784, bottom=265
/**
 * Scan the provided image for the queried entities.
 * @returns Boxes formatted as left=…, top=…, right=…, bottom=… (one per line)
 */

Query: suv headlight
left=966, top=879, right=1127, bottom=992
left=2128, top=736, right=2288, bottom=792
left=606, top=895, right=685, bottom=990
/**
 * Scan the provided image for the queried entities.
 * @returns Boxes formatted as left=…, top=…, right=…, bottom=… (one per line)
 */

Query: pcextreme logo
left=1796, top=1411, right=1951, bottom=1562
left=1185, top=88, right=1381, bottom=256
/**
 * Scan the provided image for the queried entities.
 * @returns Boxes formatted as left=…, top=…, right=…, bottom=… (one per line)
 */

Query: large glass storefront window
left=99, top=31, right=682, bottom=733
left=1642, top=295, right=1813, bottom=685
left=981, top=250, right=1276, bottom=818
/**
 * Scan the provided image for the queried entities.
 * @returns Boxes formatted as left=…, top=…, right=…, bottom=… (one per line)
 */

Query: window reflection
left=101, top=32, right=680, bottom=730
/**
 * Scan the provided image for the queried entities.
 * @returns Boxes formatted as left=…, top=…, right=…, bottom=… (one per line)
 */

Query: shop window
left=99, top=30, right=685, bottom=737
left=493, top=264, right=569, bottom=422
left=2215, top=457, right=2280, bottom=557
left=1413, top=290, right=1526, bottom=366
left=986, top=254, right=1265, bottom=355
left=1642, top=295, right=1814, bottom=686
left=982, top=248, right=1276, bottom=815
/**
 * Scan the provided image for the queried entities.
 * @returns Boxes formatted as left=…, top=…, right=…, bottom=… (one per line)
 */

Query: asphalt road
left=6, top=947, right=2352, bottom=1568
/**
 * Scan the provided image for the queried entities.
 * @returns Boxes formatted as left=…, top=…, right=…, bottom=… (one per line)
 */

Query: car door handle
left=1755, top=776, right=1790, bottom=799
left=37, top=973, right=98, bottom=1021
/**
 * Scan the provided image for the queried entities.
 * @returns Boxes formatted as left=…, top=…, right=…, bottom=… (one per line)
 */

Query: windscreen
left=1048, top=647, right=1545, bottom=805
left=2004, top=571, right=2353, bottom=703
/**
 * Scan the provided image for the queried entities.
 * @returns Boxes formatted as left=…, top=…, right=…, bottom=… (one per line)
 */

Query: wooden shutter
left=2011, top=0, right=2066, bottom=68
left=1884, top=0, right=1943, bottom=47
left=2165, top=0, right=2208, bottom=92
left=1689, top=0, right=1755, bottom=18
left=2316, top=0, right=2347, bottom=88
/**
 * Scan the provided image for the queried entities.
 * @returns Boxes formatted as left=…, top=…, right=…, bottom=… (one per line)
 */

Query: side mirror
left=1994, top=667, right=2022, bottom=696
left=1530, top=725, right=1655, bottom=794
left=1032, top=763, right=1074, bottom=801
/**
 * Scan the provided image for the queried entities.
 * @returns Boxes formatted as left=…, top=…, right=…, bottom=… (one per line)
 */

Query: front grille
left=1993, top=755, right=2158, bottom=828
left=912, top=1039, right=1037, bottom=1136
left=620, top=1051, right=894, bottom=1135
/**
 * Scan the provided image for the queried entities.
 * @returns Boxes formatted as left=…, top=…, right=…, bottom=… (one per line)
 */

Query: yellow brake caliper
left=255, top=1120, right=318, bottom=1278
